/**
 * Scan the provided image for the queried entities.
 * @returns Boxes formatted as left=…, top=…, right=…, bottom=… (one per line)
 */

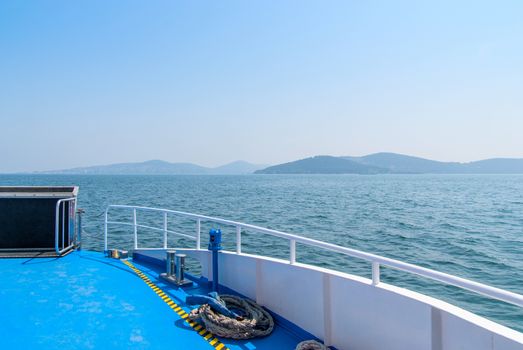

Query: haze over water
left=1, top=173, right=522, bottom=331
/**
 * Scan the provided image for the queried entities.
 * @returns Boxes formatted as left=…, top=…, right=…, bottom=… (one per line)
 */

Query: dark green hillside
left=345, top=152, right=462, bottom=173
left=255, top=156, right=388, bottom=174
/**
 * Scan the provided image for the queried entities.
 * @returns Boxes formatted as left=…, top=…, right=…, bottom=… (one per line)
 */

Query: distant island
left=255, top=153, right=523, bottom=174
left=34, top=153, right=523, bottom=175
left=39, top=160, right=268, bottom=175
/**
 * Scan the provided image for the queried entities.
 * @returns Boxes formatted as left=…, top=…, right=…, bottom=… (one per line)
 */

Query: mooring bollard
left=161, top=250, right=191, bottom=286
left=175, top=254, right=187, bottom=285
left=166, top=250, right=176, bottom=277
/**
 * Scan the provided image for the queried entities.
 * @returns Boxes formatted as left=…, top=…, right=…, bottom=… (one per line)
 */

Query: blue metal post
left=208, top=228, right=222, bottom=292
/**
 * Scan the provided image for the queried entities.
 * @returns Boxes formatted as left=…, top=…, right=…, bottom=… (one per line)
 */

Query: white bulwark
left=105, top=205, right=523, bottom=350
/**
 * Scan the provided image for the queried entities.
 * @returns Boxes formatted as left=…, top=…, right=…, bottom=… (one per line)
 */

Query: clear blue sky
left=1, top=1, right=522, bottom=172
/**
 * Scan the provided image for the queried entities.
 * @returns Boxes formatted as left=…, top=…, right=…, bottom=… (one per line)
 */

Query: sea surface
left=1, top=174, right=522, bottom=332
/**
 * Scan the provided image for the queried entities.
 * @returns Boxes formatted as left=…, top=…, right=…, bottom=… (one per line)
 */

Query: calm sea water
left=1, top=174, right=522, bottom=331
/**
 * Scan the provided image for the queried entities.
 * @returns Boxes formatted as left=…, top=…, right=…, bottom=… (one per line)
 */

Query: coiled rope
left=295, top=340, right=328, bottom=350
left=188, top=295, right=274, bottom=339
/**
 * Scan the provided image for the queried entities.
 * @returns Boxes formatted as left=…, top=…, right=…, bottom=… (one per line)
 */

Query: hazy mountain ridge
left=211, top=161, right=268, bottom=175
left=40, top=160, right=268, bottom=175
left=36, top=153, right=523, bottom=175
left=255, top=153, right=523, bottom=174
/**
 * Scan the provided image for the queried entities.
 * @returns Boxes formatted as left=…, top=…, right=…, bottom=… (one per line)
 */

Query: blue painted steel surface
left=0, top=251, right=302, bottom=349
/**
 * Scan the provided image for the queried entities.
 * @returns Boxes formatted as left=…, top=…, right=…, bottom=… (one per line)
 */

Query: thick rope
left=295, top=340, right=328, bottom=350
left=189, top=295, right=274, bottom=340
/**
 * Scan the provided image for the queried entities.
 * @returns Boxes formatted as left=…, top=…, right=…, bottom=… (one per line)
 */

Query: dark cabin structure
left=0, top=186, right=79, bottom=257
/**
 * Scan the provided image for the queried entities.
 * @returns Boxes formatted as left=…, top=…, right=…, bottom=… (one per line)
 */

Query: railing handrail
left=104, top=204, right=523, bottom=308
left=55, top=197, right=76, bottom=254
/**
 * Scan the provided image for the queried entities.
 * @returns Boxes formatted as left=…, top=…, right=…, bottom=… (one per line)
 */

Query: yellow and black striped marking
left=122, top=260, right=229, bottom=350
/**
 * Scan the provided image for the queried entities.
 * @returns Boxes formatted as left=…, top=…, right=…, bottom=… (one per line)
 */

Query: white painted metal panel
left=256, top=258, right=326, bottom=340
left=329, top=273, right=432, bottom=350
left=219, top=253, right=257, bottom=300
left=441, top=311, right=495, bottom=350
left=494, top=334, right=523, bottom=350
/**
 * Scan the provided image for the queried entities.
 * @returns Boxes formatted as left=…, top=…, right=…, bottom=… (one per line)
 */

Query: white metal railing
left=55, top=197, right=77, bottom=255
left=104, top=204, right=523, bottom=308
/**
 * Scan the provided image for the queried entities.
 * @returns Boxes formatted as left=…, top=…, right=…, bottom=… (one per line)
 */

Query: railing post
left=71, top=199, right=77, bottom=246
left=196, top=218, right=201, bottom=249
left=55, top=200, right=60, bottom=254
left=236, top=226, right=241, bottom=254
left=372, top=262, right=380, bottom=285
left=290, top=239, right=296, bottom=264
left=133, top=208, right=138, bottom=250
left=163, top=212, right=168, bottom=249
left=61, top=202, right=65, bottom=250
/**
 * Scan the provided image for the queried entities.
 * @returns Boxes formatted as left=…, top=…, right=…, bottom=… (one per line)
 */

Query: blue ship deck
left=0, top=251, right=305, bottom=349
